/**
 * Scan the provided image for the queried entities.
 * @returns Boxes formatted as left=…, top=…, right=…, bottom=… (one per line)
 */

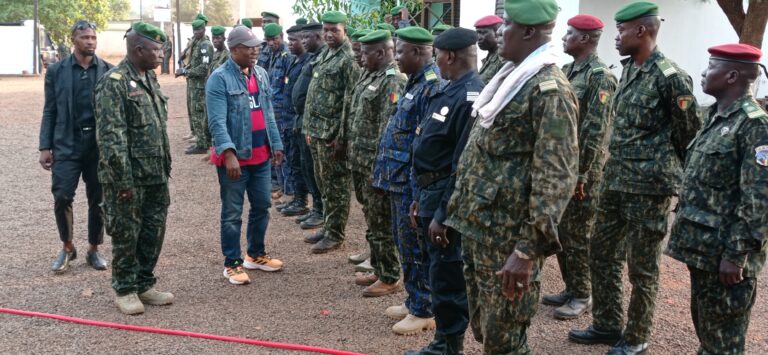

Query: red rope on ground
left=0, top=307, right=367, bottom=355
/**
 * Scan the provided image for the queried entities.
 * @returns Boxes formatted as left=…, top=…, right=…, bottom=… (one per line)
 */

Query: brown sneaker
left=354, top=272, right=378, bottom=286
left=310, top=237, right=342, bottom=254
left=223, top=266, right=251, bottom=285
left=362, top=280, right=403, bottom=297
left=244, top=254, right=283, bottom=272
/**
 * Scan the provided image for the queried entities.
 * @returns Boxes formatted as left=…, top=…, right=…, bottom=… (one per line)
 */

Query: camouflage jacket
left=210, top=48, right=230, bottom=73
left=186, top=36, right=213, bottom=87
left=304, top=40, right=361, bottom=140
left=256, top=42, right=271, bottom=69
left=603, top=49, right=701, bottom=196
left=372, top=63, right=443, bottom=194
left=266, top=45, right=294, bottom=117
left=562, top=53, right=618, bottom=184
left=666, top=95, right=768, bottom=277
left=479, top=51, right=504, bottom=84
left=347, top=62, right=406, bottom=175
left=94, top=58, right=171, bottom=190
left=445, top=64, right=579, bottom=258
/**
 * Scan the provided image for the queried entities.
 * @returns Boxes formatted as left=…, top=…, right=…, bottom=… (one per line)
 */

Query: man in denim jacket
left=206, top=26, right=285, bottom=285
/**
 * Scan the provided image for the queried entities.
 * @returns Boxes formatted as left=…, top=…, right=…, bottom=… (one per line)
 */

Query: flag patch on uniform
left=677, top=95, right=694, bottom=110
left=598, top=90, right=610, bottom=104
left=389, top=92, right=399, bottom=104
left=756, top=145, right=768, bottom=166
left=539, top=80, right=557, bottom=93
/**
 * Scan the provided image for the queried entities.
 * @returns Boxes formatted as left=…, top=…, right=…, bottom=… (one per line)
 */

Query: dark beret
left=434, top=27, right=476, bottom=50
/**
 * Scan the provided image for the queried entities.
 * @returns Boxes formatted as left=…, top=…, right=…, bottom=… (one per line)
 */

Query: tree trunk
left=495, top=0, right=504, bottom=17
left=717, top=0, right=768, bottom=48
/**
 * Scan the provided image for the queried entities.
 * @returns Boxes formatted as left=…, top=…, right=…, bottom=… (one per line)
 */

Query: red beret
left=708, top=43, right=762, bottom=63
left=474, top=15, right=503, bottom=28
left=567, top=14, right=604, bottom=31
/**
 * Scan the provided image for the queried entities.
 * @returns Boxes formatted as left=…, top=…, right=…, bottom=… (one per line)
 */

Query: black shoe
left=275, top=200, right=292, bottom=212
left=310, top=237, right=342, bottom=254
left=295, top=211, right=313, bottom=224
left=542, top=290, right=572, bottom=306
left=184, top=146, right=207, bottom=155
left=404, top=333, right=464, bottom=355
left=300, top=212, right=324, bottom=230
left=605, top=339, right=648, bottom=355
left=568, top=325, right=622, bottom=345
left=282, top=201, right=309, bottom=216
left=52, top=248, right=77, bottom=273
left=304, top=229, right=325, bottom=244
left=86, top=250, right=108, bottom=270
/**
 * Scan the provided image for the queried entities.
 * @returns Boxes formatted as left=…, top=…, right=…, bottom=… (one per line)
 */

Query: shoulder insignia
left=598, top=90, right=611, bottom=104
left=676, top=95, right=694, bottom=111
left=756, top=145, right=768, bottom=166
left=466, top=91, right=480, bottom=102
left=109, top=72, right=122, bottom=80
left=656, top=59, right=677, bottom=77
left=591, top=66, right=605, bottom=74
left=389, top=92, right=400, bottom=104
left=538, top=79, right=558, bottom=93
left=425, top=70, right=438, bottom=81
left=743, top=101, right=768, bottom=119
left=386, top=68, right=396, bottom=76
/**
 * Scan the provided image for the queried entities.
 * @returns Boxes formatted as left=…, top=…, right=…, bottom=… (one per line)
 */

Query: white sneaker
left=223, top=266, right=250, bottom=285
left=385, top=304, right=409, bottom=320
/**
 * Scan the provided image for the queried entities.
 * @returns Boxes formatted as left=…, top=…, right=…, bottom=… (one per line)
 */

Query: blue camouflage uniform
left=266, top=43, right=295, bottom=194
left=373, top=63, right=443, bottom=318
left=284, top=52, right=311, bottom=200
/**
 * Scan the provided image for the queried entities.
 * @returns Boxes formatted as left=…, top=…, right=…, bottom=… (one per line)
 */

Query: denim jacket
left=206, top=58, right=284, bottom=159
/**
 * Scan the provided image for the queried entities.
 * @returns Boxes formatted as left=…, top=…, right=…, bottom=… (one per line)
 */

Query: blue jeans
left=217, top=162, right=272, bottom=267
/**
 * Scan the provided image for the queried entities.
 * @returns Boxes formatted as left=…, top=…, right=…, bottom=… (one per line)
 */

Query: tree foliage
left=172, top=0, right=199, bottom=22
left=0, top=0, right=111, bottom=46
left=291, top=0, right=422, bottom=30
left=108, top=0, right=131, bottom=21
left=205, top=0, right=233, bottom=26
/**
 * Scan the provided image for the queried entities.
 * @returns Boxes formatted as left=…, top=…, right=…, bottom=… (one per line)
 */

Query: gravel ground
left=0, top=74, right=765, bottom=355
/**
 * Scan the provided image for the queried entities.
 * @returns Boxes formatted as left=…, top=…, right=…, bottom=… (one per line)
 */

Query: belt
left=79, top=127, right=95, bottom=131
left=416, top=170, right=450, bottom=188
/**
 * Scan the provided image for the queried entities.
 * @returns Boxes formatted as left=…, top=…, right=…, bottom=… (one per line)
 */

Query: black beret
left=303, top=22, right=322, bottom=31
left=286, top=24, right=304, bottom=34
left=433, top=27, right=476, bottom=50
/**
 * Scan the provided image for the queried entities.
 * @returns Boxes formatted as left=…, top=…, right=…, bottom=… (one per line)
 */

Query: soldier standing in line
left=210, top=26, right=229, bottom=72
left=257, top=11, right=280, bottom=69
left=568, top=3, right=702, bottom=354
left=474, top=15, right=505, bottom=84
left=665, top=44, right=768, bottom=355
left=302, top=11, right=361, bottom=253
left=178, top=13, right=208, bottom=142
left=176, top=18, right=213, bottom=155
left=94, top=22, right=175, bottom=315
left=542, top=14, right=617, bottom=320
left=444, top=0, right=579, bottom=352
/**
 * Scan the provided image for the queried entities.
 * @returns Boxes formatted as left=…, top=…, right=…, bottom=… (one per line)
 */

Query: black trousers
left=51, top=133, right=103, bottom=245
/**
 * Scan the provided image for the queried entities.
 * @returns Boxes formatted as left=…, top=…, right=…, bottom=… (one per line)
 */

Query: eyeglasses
left=71, top=21, right=96, bottom=34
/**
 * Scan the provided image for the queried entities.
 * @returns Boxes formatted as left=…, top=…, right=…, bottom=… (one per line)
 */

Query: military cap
left=131, top=21, right=166, bottom=43
left=614, top=1, right=659, bottom=23
left=351, top=29, right=372, bottom=42
left=434, top=27, right=476, bottom=50
left=195, top=13, right=209, bottom=23
left=376, top=23, right=397, bottom=34
left=286, top=25, right=303, bottom=34
left=303, top=22, right=322, bottom=31
left=261, top=11, right=280, bottom=20
left=567, top=14, right=604, bottom=30
left=474, top=15, right=503, bottom=28
left=263, top=23, right=282, bottom=38
left=211, top=25, right=226, bottom=36
left=296, top=18, right=308, bottom=25
left=192, top=19, right=206, bottom=30
left=391, top=5, right=405, bottom=15
left=321, top=11, right=347, bottom=24
left=359, top=29, right=391, bottom=44
left=708, top=43, right=763, bottom=64
left=504, top=0, right=560, bottom=25
left=227, top=25, right=262, bottom=47
left=241, top=18, right=253, bottom=29
left=431, top=23, right=452, bottom=35
left=395, top=26, right=433, bottom=45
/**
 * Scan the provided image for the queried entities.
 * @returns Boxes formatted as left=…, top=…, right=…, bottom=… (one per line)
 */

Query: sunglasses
left=71, top=21, right=96, bottom=34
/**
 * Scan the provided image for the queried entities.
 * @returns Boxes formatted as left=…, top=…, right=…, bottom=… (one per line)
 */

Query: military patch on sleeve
left=656, top=59, right=677, bottom=77
left=425, top=70, right=438, bottom=81
left=386, top=68, right=396, bottom=76
left=466, top=91, right=479, bottom=102
left=676, top=95, right=694, bottom=111
left=538, top=80, right=558, bottom=93
left=203, top=56, right=209, bottom=64
left=389, top=92, right=399, bottom=104
left=598, top=90, right=611, bottom=104
left=201, top=49, right=207, bottom=54
left=756, top=145, right=768, bottom=166
left=109, top=72, right=122, bottom=80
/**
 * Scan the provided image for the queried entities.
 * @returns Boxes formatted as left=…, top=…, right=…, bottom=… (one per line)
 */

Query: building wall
left=0, top=21, right=36, bottom=74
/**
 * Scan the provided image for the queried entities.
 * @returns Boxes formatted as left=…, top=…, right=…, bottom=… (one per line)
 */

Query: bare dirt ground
left=0, top=73, right=765, bottom=355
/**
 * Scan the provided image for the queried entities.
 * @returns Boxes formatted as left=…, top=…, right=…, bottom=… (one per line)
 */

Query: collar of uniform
left=571, top=52, right=598, bottom=73
left=408, top=62, right=437, bottom=85
left=273, top=43, right=289, bottom=55
left=325, top=40, right=351, bottom=60
left=710, top=94, right=754, bottom=122
left=622, top=47, right=664, bottom=72
left=369, top=62, right=398, bottom=78
left=122, top=58, right=143, bottom=82
left=442, top=70, right=476, bottom=97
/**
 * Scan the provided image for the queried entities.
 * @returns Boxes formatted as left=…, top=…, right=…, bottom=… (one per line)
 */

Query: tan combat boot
left=362, top=280, right=403, bottom=297
left=385, top=304, right=409, bottom=320
left=138, top=288, right=175, bottom=305
left=392, top=314, right=436, bottom=335
left=116, top=293, right=145, bottom=315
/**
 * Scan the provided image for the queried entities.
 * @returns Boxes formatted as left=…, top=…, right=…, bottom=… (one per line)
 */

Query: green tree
left=291, top=0, right=421, bottom=29
left=172, top=1, right=199, bottom=22
left=108, top=0, right=131, bottom=20
left=0, top=0, right=111, bottom=45
left=205, top=0, right=232, bottom=26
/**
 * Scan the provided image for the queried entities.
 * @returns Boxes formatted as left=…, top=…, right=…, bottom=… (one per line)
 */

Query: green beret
left=264, top=23, right=282, bottom=38
left=195, top=13, right=209, bottom=23
left=131, top=21, right=166, bottom=43
left=395, top=26, right=433, bottom=45
left=350, top=29, right=371, bottom=41
left=241, top=18, right=253, bottom=29
left=191, top=19, right=206, bottom=30
left=211, top=26, right=226, bottom=36
left=321, top=11, right=347, bottom=24
left=504, top=0, right=560, bottom=25
left=359, top=29, right=391, bottom=45
left=296, top=18, right=308, bottom=25
left=261, top=11, right=280, bottom=19
left=615, top=1, right=659, bottom=22
left=431, top=23, right=452, bottom=35
left=376, top=23, right=396, bottom=35
left=390, top=6, right=405, bottom=16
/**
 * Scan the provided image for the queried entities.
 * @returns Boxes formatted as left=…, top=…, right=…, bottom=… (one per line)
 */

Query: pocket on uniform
left=672, top=205, right=724, bottom=255
left=457, top=175, right=499, bottom=228
left=130, top=146, right=162, bottom=179
left=696, top=139, right=738, bottom=189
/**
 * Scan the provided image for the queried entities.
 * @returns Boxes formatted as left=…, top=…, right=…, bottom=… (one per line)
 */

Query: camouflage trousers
left=556, top=181, right=601, bottom=299
left=590, top=189, right=671, bottom=344
left=390, top=191, right=431, bottom=317
left=463, top=238, right=541, bottom=354
left=689, top=266, right=757, bottom=355
left=187, top=84, right=209, bottom=149
left=102, top=184, right=169, bottom=296
left=352, top=171, right=400, bottom=284
left=309, top=137, right=351, bottom=242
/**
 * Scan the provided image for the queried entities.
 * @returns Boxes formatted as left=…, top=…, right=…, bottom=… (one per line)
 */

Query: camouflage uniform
left=303, top=41, right=361, bottom=242
left=666, top=95, right=768, bottom=354
left=267, top=44, right=295, bottom=194
left=373, top=63, right=443, bottom=317
left=94, top=59, right=172, bottom=295
left=211, top=47, right=230, bottom=72
left=556, top=53, right=617, bottom=299
left=347, top=62, right=406, bottom=283
left=478, top=51, right=504, bottom=84
left=185, top=36, right=213, bottom=149
left=256, top=42, right=272, bottom=70
left=445, top=64, right=579, bottom=353
left=590, top=49, right=701, bottom=345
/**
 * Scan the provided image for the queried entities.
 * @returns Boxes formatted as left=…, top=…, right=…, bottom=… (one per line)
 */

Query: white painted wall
left=0, top=21, right=35, bottom=74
